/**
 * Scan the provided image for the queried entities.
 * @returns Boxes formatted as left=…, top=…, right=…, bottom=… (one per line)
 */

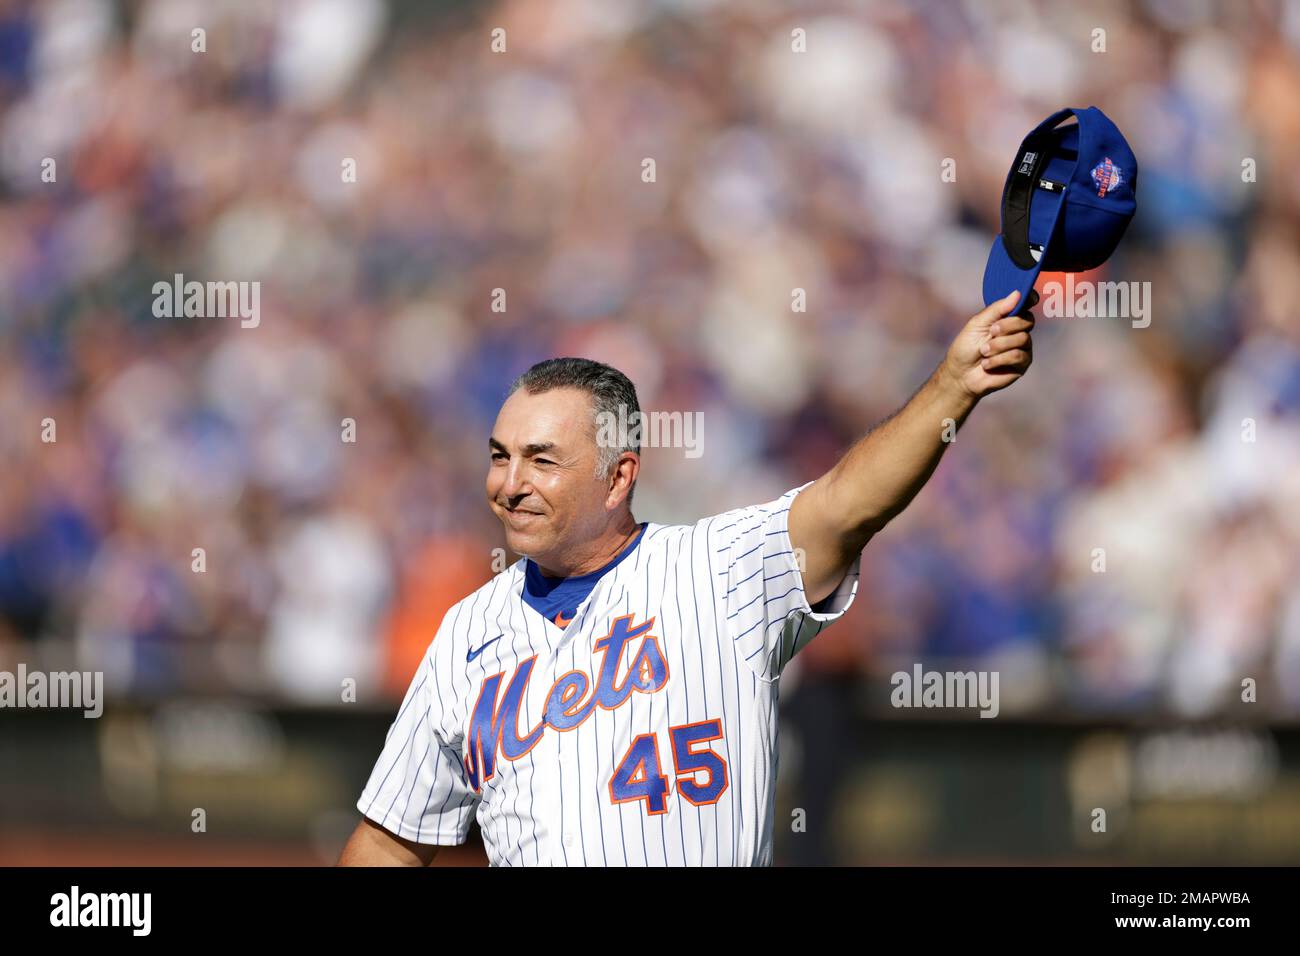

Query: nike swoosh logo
left=466, top=636, right=502, bottom=662
left=554, top=610, right=573, bottom=627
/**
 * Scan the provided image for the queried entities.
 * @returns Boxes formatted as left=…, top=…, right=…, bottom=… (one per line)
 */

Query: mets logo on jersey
left=1090, top=157, right=1122, bottom=198
left=463, top=614, right=669, bottom=792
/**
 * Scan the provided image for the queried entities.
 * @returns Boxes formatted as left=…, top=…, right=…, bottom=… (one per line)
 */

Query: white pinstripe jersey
left=357, top=482, right=861, bottom=866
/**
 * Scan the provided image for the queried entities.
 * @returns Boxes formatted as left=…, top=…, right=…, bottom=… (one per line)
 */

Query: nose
left=499, top=456, right=531, bottom=504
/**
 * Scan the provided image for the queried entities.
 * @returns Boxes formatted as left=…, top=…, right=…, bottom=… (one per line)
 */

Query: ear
left=605, top=452, right=640, bottom=508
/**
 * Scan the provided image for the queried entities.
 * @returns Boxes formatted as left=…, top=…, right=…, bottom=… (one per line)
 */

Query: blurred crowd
left=1, top=0, right=1298, bottom=716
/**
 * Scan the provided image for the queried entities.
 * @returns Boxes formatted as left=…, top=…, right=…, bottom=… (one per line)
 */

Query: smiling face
left=487, top=386, right=633, bottom=574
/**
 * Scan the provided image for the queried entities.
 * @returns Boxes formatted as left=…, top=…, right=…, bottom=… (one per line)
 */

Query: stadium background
left=2, top=0, right=1299, bottom=865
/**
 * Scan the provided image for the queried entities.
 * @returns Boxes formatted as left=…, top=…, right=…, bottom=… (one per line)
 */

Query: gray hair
left=506, top=357, right=640, bottom=504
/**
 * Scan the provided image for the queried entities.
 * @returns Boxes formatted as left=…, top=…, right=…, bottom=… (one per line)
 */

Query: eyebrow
left=489, top=437, right=559, bottom=457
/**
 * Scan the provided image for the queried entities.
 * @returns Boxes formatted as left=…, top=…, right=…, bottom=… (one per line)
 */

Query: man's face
left=486, top=387, right=609, bottom=563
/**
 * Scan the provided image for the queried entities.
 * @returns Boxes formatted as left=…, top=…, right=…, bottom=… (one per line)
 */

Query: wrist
left=937, top=356, right=980, bottom=411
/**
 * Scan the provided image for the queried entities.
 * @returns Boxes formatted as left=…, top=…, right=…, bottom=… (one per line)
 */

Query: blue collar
left=523, top=524, right=647, bottom=625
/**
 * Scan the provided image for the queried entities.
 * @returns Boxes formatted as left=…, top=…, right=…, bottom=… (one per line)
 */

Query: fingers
left=988, top=310, right=1036, bottom=338
left=980, top=330, right=1031, bottom=357
left=974, top=291, right=1036, bottom=382
left=981, top=347, right=1032, bottom=371
left=972, top=288, right=1041, bottom=331
left=972, top=289, right=1023, bottom=327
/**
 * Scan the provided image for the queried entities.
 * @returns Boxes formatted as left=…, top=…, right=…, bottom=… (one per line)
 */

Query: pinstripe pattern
left=356, top=481, right=862, bottom=865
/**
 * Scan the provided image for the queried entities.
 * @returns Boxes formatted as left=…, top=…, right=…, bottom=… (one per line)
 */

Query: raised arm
left=789, top=289, right=1036, bottom=606
left=337, top=817, right=441, bottom=867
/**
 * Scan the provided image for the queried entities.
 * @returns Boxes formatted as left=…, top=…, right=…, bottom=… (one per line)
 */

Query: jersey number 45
left=607, top=718, right=729, bottom=815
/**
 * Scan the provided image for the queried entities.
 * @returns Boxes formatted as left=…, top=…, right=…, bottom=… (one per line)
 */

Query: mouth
left=503, top=508, right=544, bottom=527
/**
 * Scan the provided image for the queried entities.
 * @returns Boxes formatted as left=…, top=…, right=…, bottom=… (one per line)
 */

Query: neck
left=534, top=513, right=640, bottom=578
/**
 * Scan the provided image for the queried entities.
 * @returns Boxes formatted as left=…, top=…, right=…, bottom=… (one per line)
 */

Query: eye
left=535, top=458, right=554, bottom=466
left=491, top=452, right=507, bottom=461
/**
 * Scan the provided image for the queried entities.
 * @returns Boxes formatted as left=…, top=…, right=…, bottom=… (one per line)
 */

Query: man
left=338, top=288, right=1035, bottom=866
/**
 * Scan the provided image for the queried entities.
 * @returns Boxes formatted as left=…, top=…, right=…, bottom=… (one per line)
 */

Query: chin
left=503, top=527, right=543, bottom=557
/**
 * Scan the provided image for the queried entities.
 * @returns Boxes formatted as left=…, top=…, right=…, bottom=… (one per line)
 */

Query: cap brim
left=982, top=185, right=1068, bottom=315
left=982, top=235, right=1044, bottom=316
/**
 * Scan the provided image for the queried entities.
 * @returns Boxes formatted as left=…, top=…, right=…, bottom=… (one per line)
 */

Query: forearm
left=789, top=290, right=1031, bottom=607
left=823, top=358, right=978, bottom=542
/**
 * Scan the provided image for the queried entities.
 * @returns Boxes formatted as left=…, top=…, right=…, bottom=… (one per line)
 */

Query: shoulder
left=692, top=482, right=813, bottom=545
left=633, top=520, right=707, bottom=560
left=426, top=562, right=524, bottom=654
left=447, top=562, right=524, bottom=621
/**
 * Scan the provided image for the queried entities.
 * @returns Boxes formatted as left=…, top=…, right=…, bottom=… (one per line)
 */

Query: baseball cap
left=982, top=106, right=1138, bottom=315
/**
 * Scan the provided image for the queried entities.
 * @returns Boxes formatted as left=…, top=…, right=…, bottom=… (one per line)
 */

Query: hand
left=942, top=289, right=1036, bottom=401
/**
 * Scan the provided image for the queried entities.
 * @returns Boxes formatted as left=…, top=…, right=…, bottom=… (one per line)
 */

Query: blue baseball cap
left=982, top=106, right=1138, bottom=315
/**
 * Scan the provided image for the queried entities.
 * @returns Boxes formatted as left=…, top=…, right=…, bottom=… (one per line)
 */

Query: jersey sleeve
left=356, top=612, right=479, bottom=845
left=707, top=481, right=862, bottom=682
